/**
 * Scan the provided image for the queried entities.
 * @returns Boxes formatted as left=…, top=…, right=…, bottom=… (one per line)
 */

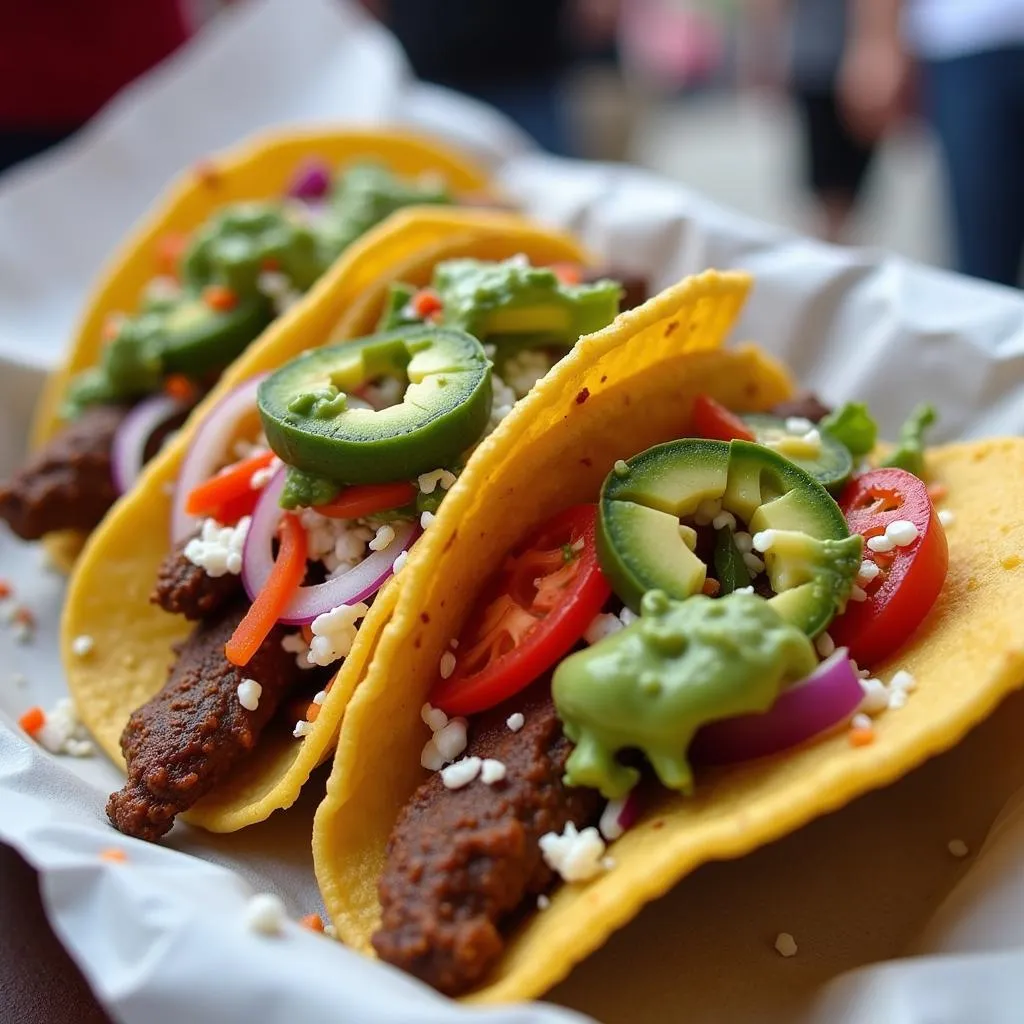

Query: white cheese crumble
left=439, top=651, right=457, bottom=679
left=712, top=510, right=737, bottom=532
left=886, top=520, right=919, bottom=547
left=693, top=498, right=723, bottom=526
left=866, top=534, right=896, bottom=553
left=441, top=756, right=482, bottom=789
left=857, top=678, right=890, bottom=715
left=502, top=348, right=551, bottom=397
left=421, top=712, right=469, bottom=770
left=237, top=678, right=262, bottom=712
left=308, top=602, right=368, bottom=667
left=312, top=690, right=327, bottom=705
left=539, top=822, right=609, bottom=883
left=850, top=712, right=873, bottom=731
left=256, top=270, right=291, bottom=298
left=733, top=531, right=754, bottom=554
left=369, top=523, right=396, bottom=552
left=752, top=529, right=780, bottom=553
left=938, top=509, right=956, bottom=527
left=146, top=275, right=183, bottom=302
left=71, top=634, right=94, bottom=657
left=417, top=468, right=458, bottom=494
left=184, top=516, right=250, bottom=576
left=392, top=550, right=409, bottom=575
left=848, top=585, right=868, bottom=602
left=35, top=699, right=94, bottom=757
left=484, top=372, right=517, bottom=435
left=250, top=457, right=282, bottom=490
left=785, top=416, right=814, bottom=434
left=421, top=702, right=449, bottom=733
left=434, top=719, right=468, bottom=762
left=293, top=719, right=314, bottom=738
left=599, top=797, right=629, bottom=841
left=480, top=759, right=507, bottom=785
left=281, top=632, right=315, bottom=670
left=297, top=509, right=374, bottom=577
left=948, top=839, right=969, bottom=858
left=583, top=606, right=637, bottom=646
left=537, top=894, right=551, bottom=910
left=733, top=585, right=755, bottom=594
left=506, top=712, right=525, bottom=732
left=420, top=510, right=436, bottom=529
left=774, top=932, right=798, bottom=957
left=245, top=893, right=287, bottom=936
left=742, top=552, right=766, bottom=574
left=856, top=559, right=881, bottom=585
left=815, top=632, right=835, bottom=658
left=890, top=669, right=917, bottom=693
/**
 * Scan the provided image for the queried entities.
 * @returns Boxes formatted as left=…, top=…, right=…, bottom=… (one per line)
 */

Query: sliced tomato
left=429, top=504, right=611, bottom=716
left=315, top=481, right=416, bottom=520
left=691, top=394, right=755, bottom=442
left=549, top=261, right=583, bottom=285
left=830, top=467, right=948, bottom=666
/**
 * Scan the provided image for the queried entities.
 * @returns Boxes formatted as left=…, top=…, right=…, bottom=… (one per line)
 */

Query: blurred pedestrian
left=0, top=1, right=193, bottom=177
left=743, top=0, right=879, bottom=245
left=841, top=0, right=1024, bottom=286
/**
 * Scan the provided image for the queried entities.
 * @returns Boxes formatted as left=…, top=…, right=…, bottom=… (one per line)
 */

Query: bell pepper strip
left=314, top=482, right=417, bottom=520
left=202, top=284, right=240, bottom=312
left=185, top=450, right=277, bottom=518
left=829, top=467, right=948, bottom=666
left=430, top=504, right=611, bottom=716
left=156, top=232, right=189, bottom=277
left=225, top=513, right=307, bottom=666
left=18, top=706, right=45, bottom=736
left=691, top=394, right=756, bottom=443
left=410, top=288, right=443, bottom=321
left=164, top=374, right=197, bottom=402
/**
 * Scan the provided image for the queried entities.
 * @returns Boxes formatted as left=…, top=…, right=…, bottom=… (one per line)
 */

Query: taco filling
left=370, top=394, right=950, bottom=996
left=105, top=255, right=636, bottom=840
left=0, top=160, right=483, bottom=543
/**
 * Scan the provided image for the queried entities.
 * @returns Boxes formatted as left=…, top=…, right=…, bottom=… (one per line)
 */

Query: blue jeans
left=924, top=46, right=1024, bottom=287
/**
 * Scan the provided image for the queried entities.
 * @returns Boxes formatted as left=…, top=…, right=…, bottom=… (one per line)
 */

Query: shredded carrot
left=411, top=288, right=443, bottom=320
left=99, top=848, right=127, bottom=863
left=156, top=232, right=188, bottom=277
left=849, top=727, right=875, bottom=747
left=164, top=374, right=196, bottom=401
left=0, top=580, right=11, bottom=600
left=315, top=482, right=417, bottom=521
left=185, top=450, right=277, bottom=518
left=305, top=703, right=321, bottom=723
left=14, top=606, right=34, bottom=628
left=226, top=514, right=307, bottom=666
left=927, top=483, right=948, bottom=503
left=702, top=578, right=722, bottom=597
left=19, top=706, right=45, bottom=735
left=202, top=284, right=239, bottom=312
left=550, top=262, right=583, bottom=285
left=300, top=624, right=314, bottom=644
left=300, top=913, right=325, bottom=932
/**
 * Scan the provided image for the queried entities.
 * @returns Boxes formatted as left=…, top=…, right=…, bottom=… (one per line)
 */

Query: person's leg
left=923, top=48, right=1024, bottom=286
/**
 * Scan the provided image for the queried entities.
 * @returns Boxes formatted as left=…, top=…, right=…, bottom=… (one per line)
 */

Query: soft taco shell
left=62, top=210, right=595, bottom=833
left=312, top=272, right=1024, bottom=1001
left=36, top=128, right=493, bottom=570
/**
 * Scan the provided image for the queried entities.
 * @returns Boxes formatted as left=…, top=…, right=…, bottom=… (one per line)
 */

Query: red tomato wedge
left=315, top=481, right=416, bottom=520
left=429, top=504, right=611, bottom=716
left=185, top=450, right=277, bottom=519
left=829, top=468, right=948, bottom=667
left=691, top=394, right=755, bottom=442
left=225, top=513, right=307, bottom=667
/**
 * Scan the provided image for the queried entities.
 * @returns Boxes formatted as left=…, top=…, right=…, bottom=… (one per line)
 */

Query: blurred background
left=1, top=0, right=1021, bottom=286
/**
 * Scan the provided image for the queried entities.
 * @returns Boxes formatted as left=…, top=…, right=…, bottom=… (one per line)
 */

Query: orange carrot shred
left=550, top=262, right=583, bottom=285
left=164, top=374, right=196, bottom=401
left=19, top=706, right=45, bottom=735
left=411, top=288, right=442, bottom=319
left=156, top=232, right=188, bottom=277
left=225, top=514, right=307, bottom=666
left=849, top=727, right=875, bottom=747
left=202, top=284, right=239, bottom=312
left=185, top=450, right=276, bottom=518
left=100, top=848, right=127, bottom=863
left=300, top=913, right=325, bottom=932
left=702, top=578, right=721, bottom=597
left=0, top=580, right=11, bottom=600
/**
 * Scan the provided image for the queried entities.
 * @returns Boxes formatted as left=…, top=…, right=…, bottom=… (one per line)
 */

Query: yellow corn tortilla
left=62, top=210, right=595, bottom=833
left=34, top=127, right=494, bottom=571
left=312, top=274, right=1024, bottom=1002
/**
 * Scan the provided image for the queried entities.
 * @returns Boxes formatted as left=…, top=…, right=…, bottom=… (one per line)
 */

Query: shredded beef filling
left=373, top=682, right=602, bottom=996
left=106, top=600, right=299, bottom=841
left=768, top=392, right=832, bottom=424
left=151, top=539, right=243, bottom=620
left=0, top=404, right=128, bottom=540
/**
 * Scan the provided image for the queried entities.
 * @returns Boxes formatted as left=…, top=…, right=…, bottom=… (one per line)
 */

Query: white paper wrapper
left=2, top=1, right=1024, bottom=1022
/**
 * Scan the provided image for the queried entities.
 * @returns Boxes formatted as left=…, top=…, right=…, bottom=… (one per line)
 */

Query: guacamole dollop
left=554, top=590, right=818, bottom=799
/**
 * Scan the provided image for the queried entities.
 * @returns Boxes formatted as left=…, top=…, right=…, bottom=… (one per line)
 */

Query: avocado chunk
left=598, top=438, right=862, bottom=636
left=554, top=590, right=819, bottom=798
left=741, top=413, right=853, bottom=493
left=257, top=325, right=491, bottom=486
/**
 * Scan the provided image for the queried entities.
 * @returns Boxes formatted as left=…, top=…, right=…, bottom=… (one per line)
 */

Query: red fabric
left=0, top=0, right=192, bottom=127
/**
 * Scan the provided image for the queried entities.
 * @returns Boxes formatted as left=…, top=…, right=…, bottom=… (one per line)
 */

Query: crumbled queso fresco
left=184, top=516, right=250, bottom=576
left=35, top=699, right=94, bottom=757
left=420, top=702, right=468, bottom=770
left=485, top=373, right=517, bottom=435
left=584, top=606, right=639, bottom=646
left=297, top=509, right=374, bottom=577
left=539, top=822, right=609, bottom=883
left=307, top=602, right=368, bottom=667
left=501, top=349, right=551, bottom=396
left=417, top=468, right=457, bottom=495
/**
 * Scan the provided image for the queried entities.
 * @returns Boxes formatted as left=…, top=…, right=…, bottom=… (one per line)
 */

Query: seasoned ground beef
left=106, top=600, right=299, bottom=842
left=0, top=404, right=128, bottom=540
left=581, top=267, right=649, bottom=312
left=373, top=682, right=602, bottom=996
left=769, top=392, right=832, bottom=424
left=151, top=539, right=242, bottom=620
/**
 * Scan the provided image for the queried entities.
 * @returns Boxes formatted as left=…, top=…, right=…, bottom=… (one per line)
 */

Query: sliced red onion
left=111, top=394, right=187, bottom=495
left=287, top=159, right=331, bottom=200
left=242, top=466, right=420, bottom=625
left=171, top=374, right=267, bottom=544
left=690, top=648, right=863, bottom=766
left=599, top=789, right=642, bottom=841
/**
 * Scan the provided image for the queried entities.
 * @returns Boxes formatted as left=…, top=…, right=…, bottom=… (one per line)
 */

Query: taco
left=311, top=268, right=1024, bottom=1001
left=61, top=206, right=653, bottom=841
left=0, top=128, right=497, bottom=570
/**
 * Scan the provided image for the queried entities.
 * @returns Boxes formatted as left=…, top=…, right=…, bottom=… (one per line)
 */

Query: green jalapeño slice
left=597, top=438, right=862, bottom=637
left=257, top=325, right=492, bottom=484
